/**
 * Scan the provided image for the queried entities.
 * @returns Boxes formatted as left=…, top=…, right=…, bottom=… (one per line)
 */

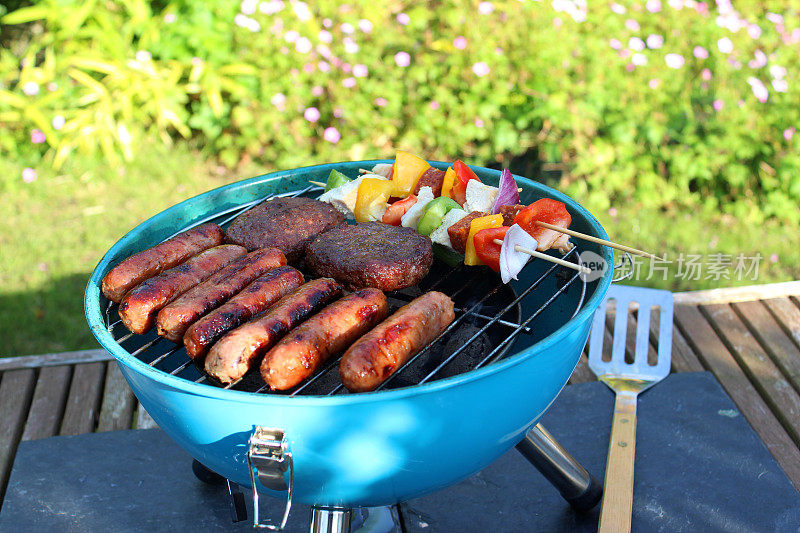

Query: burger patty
left=306, top=222, right=433, bottom=291
left=225, top=196, right=345, bottom=263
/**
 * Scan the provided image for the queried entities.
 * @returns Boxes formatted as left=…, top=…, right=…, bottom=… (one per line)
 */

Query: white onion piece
left=500, top=224, right=539, bottom=284
left=429, top=208, right=468, bottom=250
left=318, top=174, right=387, bottom=219
left=401, top=186, right=434, bottom=228
left=371, top=163, right=393, bottom=178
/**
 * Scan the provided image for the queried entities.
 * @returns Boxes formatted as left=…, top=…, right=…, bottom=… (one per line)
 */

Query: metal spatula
left=587, top=285, right=673, bottom=533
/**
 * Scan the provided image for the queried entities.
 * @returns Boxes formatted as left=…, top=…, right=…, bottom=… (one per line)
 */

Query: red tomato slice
left=451, top=160, right=481, bottom=205
left=473, top=226, right=509, bottom=272
left=381, top=194, right=417, bottom=226
left=512, top=199, right=572, bottom=250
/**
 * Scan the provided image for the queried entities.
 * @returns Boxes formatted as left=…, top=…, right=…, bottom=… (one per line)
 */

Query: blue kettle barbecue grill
left=85, top=161, right=617, bottom=531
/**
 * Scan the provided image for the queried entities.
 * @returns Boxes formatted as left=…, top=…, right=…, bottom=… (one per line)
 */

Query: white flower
left=284, top=30, right=299, bottom=43
left=358, top=19, right=373, bottom=33
left=341, top=22, right=354, bottom=34
left=344, top=38, right=359, bottom=54
left=295, top=37, right=312, bottom=54
left=632, top=53, right=647, bottom=66
left=472, top=62, right=490, bottom=77
left=646, top=34, right=663, bottom=49
left=292, top=1, right=311, bottom=22
left=22, top=81, right=39, bottom=96
left=478, top=2, right=494, bottom=14
left=717, top=37, right=734, bottom=54
left=135, top=50, right=152, bottom=62
left=664, top=53, right=685, bottom=69
left=240, top=0, right=257, bottom=15
left=52, top=115, right=65, bottom=130
left=629, top=37, right=645, bottom=51
left=772, top=79, right=788, bottom=93
left=770, top=65, right=787, bottom=79
left=259, top=0, right=284, bottom=15
left=352, top=64, right=368, bottom=77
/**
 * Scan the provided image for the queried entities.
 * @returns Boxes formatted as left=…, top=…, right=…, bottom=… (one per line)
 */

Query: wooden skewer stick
left=493, top=239, right=591, bottom=275
left=308, top=180, right=327, bottom=188
left=533, top=221, right=662, bottom=261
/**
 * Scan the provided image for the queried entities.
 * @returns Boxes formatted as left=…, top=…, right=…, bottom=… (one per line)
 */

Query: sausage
left=117, top=245, right=246, bottom=334
left=102, top=223, right=224, bottom=302
left=447, top=212, right=487, bottom=254
left=183, top=266, right=304, bottom=361
left=204, top=278, right=342, bottom=384
left=500, top=204, right=526, bottom=227
left=412, top=167, right=446, bottom=197
left=339, top=291, right=455, bottom=392
left=260, top=288, right=389, bottom=390
left=155, top=248, right=286, bottom=342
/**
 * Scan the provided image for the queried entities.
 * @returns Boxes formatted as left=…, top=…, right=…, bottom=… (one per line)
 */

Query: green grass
left=1, top=146, right=798, bottom=356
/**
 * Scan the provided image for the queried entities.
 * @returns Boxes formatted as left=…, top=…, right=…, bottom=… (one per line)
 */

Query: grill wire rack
left=102, top=185, right=589, bottom=397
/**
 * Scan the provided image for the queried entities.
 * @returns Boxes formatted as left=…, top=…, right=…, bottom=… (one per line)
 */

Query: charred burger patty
left=306, top=222, right=433, bottom=291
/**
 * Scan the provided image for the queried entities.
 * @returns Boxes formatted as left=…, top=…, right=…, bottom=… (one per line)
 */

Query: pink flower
left=318, top=61, right=330, bottom=72
left=163, top=13, right=176, bottom=23
left=619, top=49, right=631, bottom=59
left=609, top=207, right=618, bottom=217
left=312, top=86, right=323, bottom=97
left=341, top=23, right=354, bottom=34
left=474, top=118, right=484, bottom=128
left=430, top=100, right=439, bottom=110
left=396, top=13, right=410, bottom=25
left=342, top=63, right=352, bottom=73
left=772, top=79, right=788, bottom=93
left=783, top=127, right=795, bottom=141
left=648, top=78, right=660, bottom=89
left=22, top=81, right=39, bottom=96
left=625, top=19, right=640, bottom=31
left=333, top=108, right=343, bottom=118
left=747, top=24, right=762, bottom=39
left=358, top=19, right=373, bottom=33
left=629, top=37, right=645, bottom=51
left=280, top=46, right=289, bottom=55
left=375, top=97, right=388, bottom=107
left=632, top=53, right=647, bottom=66
left=30, top=129, right=46, bottom=144
left=352, top=64, right=368, bottom=77
left=609, top=38, right=622, bottom=50
left=259, top=0, right=283, bottom=15
left=646, top=0, right=662, bottom=13
left=323, top=18, right=332, bottom=28
left=271, top=93, right=287, bottom=110
left=625, top=63, right=635, bottom=72
left=284, top=30, right=299, bottom=43
left=717, top=37, right=733, bottom=54
left=302, top=63, right=314, bottom=74
left=693, top=46, right=708, bottom=59
left=611, top=3, right=626, bottom=14
left=304, top=107, right=320, bottom=122
left=478, top=2, right=494, bottom=14
left=323, top=127, right=340, bottom=143
left=394, top=51, right=411, bottom=67
left=47, top=82, right=58, bottom=92
left=454, top=36, right=468, bottom=50
left=665, top=53, right=685, bottom=68
left=296, top=37, right=312, bottom=54
left=769, top=253, right=779, bottom=263
left=52, top=115, right=65, bottom=130
left=646, top=34, right=664, bottom=49
left=766, top=13, right=783, bottom=25
left=713, top=99, right=723, bottom=111
left=553, top=17, right=562, bottom=28
left=342, top=77, right=356, bottom=88
left=472, top=62, right=490, bottom=77
left=748, top=50, right=767, bottom=69
left=343, top=38, right=359, bottom=54
left=747, top=77, right=769, bottom=102
left=701, top=68, right=712, bottom=80
left=318, top=30, right=332, bottom=43
left=22, top=168, right=36, bottom=183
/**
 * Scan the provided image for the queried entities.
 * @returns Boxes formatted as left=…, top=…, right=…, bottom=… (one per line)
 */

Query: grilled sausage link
left=102, top=223, right=224, bottom=302
left=155, top=248, right=286, bottom=342
left=204, top=278, right=342, bottom=384
left=118, top=245, right=246, bottom=334
left=260, top=288, right=389, bottom=390
left=339, top=291, right=455, bottom=392
left=183, top=266, right=304, bottom=361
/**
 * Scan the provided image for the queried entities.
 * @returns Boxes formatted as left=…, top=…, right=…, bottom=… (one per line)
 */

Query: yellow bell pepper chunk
left=464, top=214, right=504, bottom=266
left=441, top=166, right=456, bottom=200
left=392, top=151, right=431, bottom=197
left=354, top=178, right=394, bottom=223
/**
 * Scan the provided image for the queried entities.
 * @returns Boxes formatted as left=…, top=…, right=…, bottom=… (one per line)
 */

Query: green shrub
left=1, top=0, right=799, bottom=223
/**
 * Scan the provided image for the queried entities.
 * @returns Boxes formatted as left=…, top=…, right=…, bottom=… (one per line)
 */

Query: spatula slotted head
left=587, top=285, right=673, bottom=389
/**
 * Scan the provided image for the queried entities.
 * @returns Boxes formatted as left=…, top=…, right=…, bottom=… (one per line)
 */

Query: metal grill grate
left=102, top=186, right=588, bottom=396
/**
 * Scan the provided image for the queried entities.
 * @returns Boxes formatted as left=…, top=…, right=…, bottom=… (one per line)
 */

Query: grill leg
left=310, top=507, right=353, bottom=533
left=515, top=423, right=603, bottom=512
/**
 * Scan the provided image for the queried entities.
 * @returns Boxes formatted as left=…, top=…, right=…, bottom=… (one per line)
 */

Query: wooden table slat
left=0, top=369, right=36, bottom=501
left=762, top=297, right=800, bottom=352
left=649, top=310, right=705, bottom=373
left=674, top=304, right=800, bottom=490
left=701, top=303, right=800, bottom=446
left=21, top=365, right=72, bottom=441
left=59, top=362, right=106, bottom=436
left=735, top=300, right=800, bottom=396
left=97, top=362, right=136, bottom=432
left=136, top=404, right=159, bottom=430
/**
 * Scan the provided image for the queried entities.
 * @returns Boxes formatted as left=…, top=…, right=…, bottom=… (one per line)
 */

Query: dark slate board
left=1, top=372, right=798, bottom=532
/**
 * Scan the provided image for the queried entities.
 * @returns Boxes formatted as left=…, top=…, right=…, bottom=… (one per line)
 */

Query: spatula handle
left=598, top=391, right=638, bottom=533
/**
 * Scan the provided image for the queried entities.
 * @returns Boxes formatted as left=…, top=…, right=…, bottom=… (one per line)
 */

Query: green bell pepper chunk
left=416, top=197, right=461, bottom=236
left=325, top=169, right=352, bottom=191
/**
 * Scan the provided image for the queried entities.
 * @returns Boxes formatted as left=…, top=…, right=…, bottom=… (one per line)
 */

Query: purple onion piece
left=491, top=168, right=519, bottom=214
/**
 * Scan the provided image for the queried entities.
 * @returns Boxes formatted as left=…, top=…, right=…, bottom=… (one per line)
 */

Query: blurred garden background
left=1, top=0, right=799, bottom=355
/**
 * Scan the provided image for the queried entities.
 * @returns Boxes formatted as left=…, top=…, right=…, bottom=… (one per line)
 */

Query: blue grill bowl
left=85, top=161, right=613, bottom=507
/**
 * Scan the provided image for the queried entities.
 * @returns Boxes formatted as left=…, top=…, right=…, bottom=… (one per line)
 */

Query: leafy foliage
left=2, top=0, right=800, bottom=223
